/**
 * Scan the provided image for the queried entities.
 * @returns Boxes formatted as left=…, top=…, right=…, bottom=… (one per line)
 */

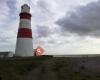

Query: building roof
left=0, top=52, right=11, bottom=55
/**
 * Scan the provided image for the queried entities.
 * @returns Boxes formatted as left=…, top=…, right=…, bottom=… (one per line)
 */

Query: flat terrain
left=0, top=56, right=100, bottom=80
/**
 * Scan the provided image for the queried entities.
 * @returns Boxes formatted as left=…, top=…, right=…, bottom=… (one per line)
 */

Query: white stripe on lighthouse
left=19, top=19, right=31, bottom=29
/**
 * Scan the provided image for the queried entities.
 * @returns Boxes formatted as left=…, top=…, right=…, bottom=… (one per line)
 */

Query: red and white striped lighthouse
left=15, top=4, right=33, bottom=56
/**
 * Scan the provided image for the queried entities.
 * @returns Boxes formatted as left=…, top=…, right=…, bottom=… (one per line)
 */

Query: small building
left=0, top=52, right=14, bottom=58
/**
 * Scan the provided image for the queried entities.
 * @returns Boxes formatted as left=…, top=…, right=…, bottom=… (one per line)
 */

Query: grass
left=0, top=56, right=100, bottom=80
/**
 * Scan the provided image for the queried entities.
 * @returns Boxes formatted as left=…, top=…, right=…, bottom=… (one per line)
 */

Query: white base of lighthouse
left=15, top=38, right=33, bottom=57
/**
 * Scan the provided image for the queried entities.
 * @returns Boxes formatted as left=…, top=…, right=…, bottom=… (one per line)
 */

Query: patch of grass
left=0, top=57, right=99, bottom=80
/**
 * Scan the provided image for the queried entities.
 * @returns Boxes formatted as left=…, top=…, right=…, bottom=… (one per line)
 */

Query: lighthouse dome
left=21, top=4, right=30, bottom=13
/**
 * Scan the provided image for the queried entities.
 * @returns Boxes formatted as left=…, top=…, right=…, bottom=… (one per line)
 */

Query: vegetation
left=0, top=56, right=100, bottom=80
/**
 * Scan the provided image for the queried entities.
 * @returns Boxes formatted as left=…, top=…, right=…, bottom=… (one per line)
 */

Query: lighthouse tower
left=15, top=4, right=33, bottom=57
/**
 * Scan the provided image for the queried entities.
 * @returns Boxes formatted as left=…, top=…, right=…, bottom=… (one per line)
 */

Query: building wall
left=0, top=52, right=14, bottom=58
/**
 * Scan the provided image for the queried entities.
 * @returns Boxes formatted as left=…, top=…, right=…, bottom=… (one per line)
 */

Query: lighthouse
left=15, top=4, right=33, bottom=57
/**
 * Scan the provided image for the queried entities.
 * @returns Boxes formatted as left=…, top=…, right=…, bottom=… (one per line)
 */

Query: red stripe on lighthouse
left=20, top=13, right=31, bottom=20
left=17, top=28, right=32, bottom=38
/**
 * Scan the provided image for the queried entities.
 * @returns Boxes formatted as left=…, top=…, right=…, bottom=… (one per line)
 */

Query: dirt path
left=23, top=59, right=58, bottom=80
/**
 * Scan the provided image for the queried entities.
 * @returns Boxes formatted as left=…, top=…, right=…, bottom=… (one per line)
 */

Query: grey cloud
left=32, top=0, right=54, bottom=23
left=56, top=1, right=100, bottom=37
left=6, top=0, right=18, bottom=21
left=35, top=25, right=51, bottom=38
left=37, top=0, right=54, bottom=16
left=37, top=0, right=49, bottom=12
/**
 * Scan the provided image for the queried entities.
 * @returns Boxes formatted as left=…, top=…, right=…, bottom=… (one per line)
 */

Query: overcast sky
left=0, top=0, right=100, bottom=55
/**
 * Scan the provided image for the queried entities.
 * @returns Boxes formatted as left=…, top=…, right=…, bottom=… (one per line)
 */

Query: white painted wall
left=15, top=38, right=33, bottom=56
left=8, top=52, right=14, bottom=57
